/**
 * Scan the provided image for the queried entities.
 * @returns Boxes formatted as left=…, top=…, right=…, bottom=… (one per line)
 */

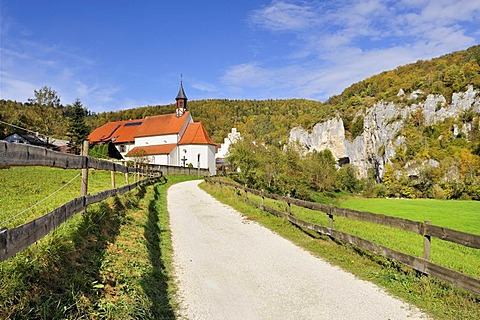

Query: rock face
left=289, top=85, right=480, bottom=180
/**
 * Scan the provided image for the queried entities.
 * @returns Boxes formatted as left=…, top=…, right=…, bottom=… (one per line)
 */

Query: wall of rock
left=289, top=85, right=480, bottom=180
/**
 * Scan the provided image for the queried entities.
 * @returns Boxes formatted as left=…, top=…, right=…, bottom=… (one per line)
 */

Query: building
left=87, top=82, right=217, bottom=175
left=2, top=132, right=61, bottom=151
left=215, top=127, right=241, bottom=160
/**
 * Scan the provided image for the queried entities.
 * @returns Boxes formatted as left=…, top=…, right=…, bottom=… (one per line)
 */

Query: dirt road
left=168, top=180, right=427, bottom=319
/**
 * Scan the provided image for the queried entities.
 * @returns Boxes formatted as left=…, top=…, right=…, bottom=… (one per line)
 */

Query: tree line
left=0, top=86, right=89, bottom=154
left=1, top=45, right=479, bottom=199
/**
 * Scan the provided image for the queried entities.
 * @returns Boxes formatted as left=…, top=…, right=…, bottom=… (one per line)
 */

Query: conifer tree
left=67, top=99, right=89, bottom=154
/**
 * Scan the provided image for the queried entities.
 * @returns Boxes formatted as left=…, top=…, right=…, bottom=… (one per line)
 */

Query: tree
left=27, top=86, right=64, bottom=141
left=66, top=99, right=89, bottom=154
left=304, top=150, right=337, bottom=192
left=128, top=148, right=150, bottom=165
left=336, top=164, right=360, bottom=193
left=226, top=137, right=259, bottom=187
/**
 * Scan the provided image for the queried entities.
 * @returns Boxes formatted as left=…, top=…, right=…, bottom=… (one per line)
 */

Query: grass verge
left=0, top=174, right=200, bottom=319
left=200, top=181, right=480, bottom=320
left=0, top=166, right=129, bottom=228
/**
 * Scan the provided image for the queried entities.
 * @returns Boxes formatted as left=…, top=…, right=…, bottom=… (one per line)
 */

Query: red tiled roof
left=134, top=112, right=191, bottom=137
left=126, top=144, right=177, bottom=157
left=178, top=122, right=216, bottom=145
left=88, top=119, right=143, bottom=143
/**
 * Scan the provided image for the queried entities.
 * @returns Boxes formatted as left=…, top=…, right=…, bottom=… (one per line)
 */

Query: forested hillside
left=3, top=45, right=478, bottom=145
left=2, top=45, right=479, bottom=199
left=84, top=99, right=327, bottom=144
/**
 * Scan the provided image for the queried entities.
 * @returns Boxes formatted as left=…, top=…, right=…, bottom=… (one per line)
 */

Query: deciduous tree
left=27, top=86, right=64, bottom=141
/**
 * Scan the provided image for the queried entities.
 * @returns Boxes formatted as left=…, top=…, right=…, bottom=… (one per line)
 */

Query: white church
left=88, top=82, right=217, bottom=175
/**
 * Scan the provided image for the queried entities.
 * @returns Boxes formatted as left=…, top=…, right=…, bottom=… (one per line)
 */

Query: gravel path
left=169, top=180, right=427, bottom=320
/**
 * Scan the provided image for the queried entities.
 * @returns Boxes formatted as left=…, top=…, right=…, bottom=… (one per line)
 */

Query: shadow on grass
left=0, top=187, right=149, bottom=319
left=141, top=179, right=175, bottom=319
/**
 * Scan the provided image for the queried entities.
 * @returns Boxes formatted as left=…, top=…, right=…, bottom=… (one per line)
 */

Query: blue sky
left=1, top=0, right=479, bottom=113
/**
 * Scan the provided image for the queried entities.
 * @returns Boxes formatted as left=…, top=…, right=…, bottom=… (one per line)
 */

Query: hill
left=1, top=45, right=479, bottom=199
left=2, top=45, right=478, bottom=145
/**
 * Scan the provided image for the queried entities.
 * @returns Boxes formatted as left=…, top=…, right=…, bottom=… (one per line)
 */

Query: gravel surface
left=169, top=180, right=428, bottom=320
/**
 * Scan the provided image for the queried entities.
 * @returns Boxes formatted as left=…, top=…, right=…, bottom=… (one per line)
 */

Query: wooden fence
left=206, top=178, right=480, bottom=295
left=0, top=141, right=211, bottom=176
left=0, top=141, right=207, bottom=261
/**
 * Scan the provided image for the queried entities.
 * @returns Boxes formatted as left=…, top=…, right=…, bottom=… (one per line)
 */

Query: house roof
left=88, top=119, right=143, bottom=143
left=2, top=133, right=58, bottom=150
left=178, top=122, right=216, bottom=145
left=134, top=112, right=191, bottom=137
left=126, top=144, right=177, bottom=157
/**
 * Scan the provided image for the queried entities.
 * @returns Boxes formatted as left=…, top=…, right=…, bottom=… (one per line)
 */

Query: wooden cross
left=181, top=155, right=188, bottom=167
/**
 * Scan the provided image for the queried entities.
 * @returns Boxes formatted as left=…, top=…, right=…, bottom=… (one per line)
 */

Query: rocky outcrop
left=289, top=86, right=479, bottom=180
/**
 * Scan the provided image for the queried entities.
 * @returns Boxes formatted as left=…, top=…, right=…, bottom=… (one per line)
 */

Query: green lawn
left=1, top=171, right=199, bottom=319
left=338, top=197, right=480, bottom=235
left=0, top=166, right=129, bottom=228
left=229, top=189, right=480, bottom=278
left=201, top=181, right=480, bottom=320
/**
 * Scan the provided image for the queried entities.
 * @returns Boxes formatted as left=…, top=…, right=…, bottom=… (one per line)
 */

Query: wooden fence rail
left=0, top=176, right=159, bottom=262
left=0, top=141, right=211, bottom=176
left=0, top=141, right=210, bottom=261
left=206, top=178, right=480, bottom=295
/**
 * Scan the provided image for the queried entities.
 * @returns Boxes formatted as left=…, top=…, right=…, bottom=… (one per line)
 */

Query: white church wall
left=149, top=154, right=169, bottom=165
left=135, top=134, right=178, bottom=147
left=179, top=144, right=216, bottom=175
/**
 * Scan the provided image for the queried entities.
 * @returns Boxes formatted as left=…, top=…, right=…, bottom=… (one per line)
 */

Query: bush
left=430, top=184, right=447, bottom=200
left=372, top=184, right=387, bottom=197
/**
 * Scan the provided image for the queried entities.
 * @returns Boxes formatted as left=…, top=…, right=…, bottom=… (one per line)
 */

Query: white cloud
left=225, top=0, right=480, bottom=100
left=249, top=0, right=317, bottom=32
left=0, top=71, right=38, bottom=102
left=191, top=81, right=217, bottom=93
left=222, top=63, right=273, bottom=87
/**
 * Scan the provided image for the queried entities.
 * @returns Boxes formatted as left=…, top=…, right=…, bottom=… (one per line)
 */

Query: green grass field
left=0, top=166, right=199, bottom=319
left=253, top=192, right=480, bottom=278
left=200, top=181, right=480, bottom=320
left=338, top=197, right=480, bottom=235
left=0, top=166, right=129, bottom=228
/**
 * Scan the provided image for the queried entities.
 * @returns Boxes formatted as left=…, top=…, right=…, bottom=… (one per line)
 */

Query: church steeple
left=176, top=77, right=187, bottom=117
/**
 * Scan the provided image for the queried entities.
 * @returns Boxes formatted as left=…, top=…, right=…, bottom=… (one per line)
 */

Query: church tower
left=176, top=80, right=188, bottom=117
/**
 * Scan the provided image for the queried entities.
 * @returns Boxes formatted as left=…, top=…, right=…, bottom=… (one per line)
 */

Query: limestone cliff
left=289, top=85, right=480, bottom=180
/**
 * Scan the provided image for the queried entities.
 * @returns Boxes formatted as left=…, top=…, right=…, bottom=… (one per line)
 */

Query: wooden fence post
left=244, top=184, right=248, bottom=200
left=423, top=220, right=431, bottom=261
left=80, top=141, right=89, bottom=197
left=286, top=193, right=291, bottom=215
left=111, top=170, right=116, bottom=189
left=133, top=161, right=137, bottom=183
left=261, top=189, right=265, bottom=210
left=328, top=205, right=334, bottom=230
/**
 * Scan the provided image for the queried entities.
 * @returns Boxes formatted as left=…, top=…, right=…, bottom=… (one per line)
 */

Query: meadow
left=0, top=166, right=129, bottom=228
left=338, top=197, right=480, bottom=235
left=237, top=190, right=480, bottom=278
left=0, top=165, right=199, bottom=319
left=200, top=181, right=480, bottom=320
left=1, top=166, right=478, bottom=319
